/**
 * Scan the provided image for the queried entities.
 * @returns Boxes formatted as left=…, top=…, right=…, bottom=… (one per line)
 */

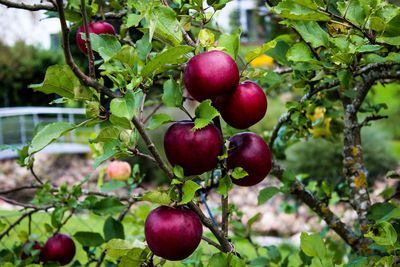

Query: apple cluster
left=164, top=50, right=272, bottom=186
left=20, top=233, right=76, bottom=266
left=145, top=51, right=273, bottom=261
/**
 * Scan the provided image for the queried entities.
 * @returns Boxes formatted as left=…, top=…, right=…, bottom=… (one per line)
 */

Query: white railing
left=0, top=107, right=96, bottom=159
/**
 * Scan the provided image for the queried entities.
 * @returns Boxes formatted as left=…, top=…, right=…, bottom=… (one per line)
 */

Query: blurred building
left=215, top=0, right=272, bottom=43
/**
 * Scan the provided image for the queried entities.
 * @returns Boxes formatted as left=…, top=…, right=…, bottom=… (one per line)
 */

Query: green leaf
left=258, top=187, right=280, bottom=205
left=286, top=42, right=313, bottom=62
left=51, top=207, right=66, bottom=228
left=247, top=212, right=262, bottom=228
left=30, top=65, right=91, bottom=100
left=104, top=216, right=125, bottom=242
left=91, top=126, right=121, bottom=143
left=110, top=90, right=138, bottom=121
left=365, top=222, right=397, bottom=246
left=300, top=232, right=326, bottom=259
left=141, top=45, right=193, bottom=77
left=367, top=202, right=396, bottom=221
left=245, top=40, right=277, bottom=63
left=216, top=176, right=233, bottom=197
left=90, top=33, right=121, bottom=61
left=92, top=198, right=125, bottom=215
left=74, top=231, right=105, bottom=247
left=93, top=140, right=119, bottom=168
left=147, top=114, right=173, bottom=130
left=179, top=180, right=201, bottom=204
left=143, top=190, right=172, bottom=205
left=194, top=100, right=220, bottom=130
left=208, top=253, right=228, bottom=267
left=119, top=247, right=149, bottom=267
left=287, top=20, right=329, bottom=48
left=272, top=0, right=330, bottom=21
left=104, top=239, right=146, bottom=260
left=100, top=180, right=126, bottom=193
left=162, top=78, right=183, bottom=107
left=126, top=13, right=143, bottom=28
left=29, top=122, right=74, bottom=154
left=173, top=165, right=185, bottom=179
left=337, top=0, right=369, bottom=26
left=218, top=33, right=240, bottom=60
left=231, top=167, right=248, bottom=179
left=149, top=5, right=183, bottom=45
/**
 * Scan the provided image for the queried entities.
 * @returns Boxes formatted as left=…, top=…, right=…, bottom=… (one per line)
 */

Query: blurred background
left=1, top=0, right=399, bottom=262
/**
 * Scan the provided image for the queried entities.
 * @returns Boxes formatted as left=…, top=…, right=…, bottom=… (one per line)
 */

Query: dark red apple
left=21, top=240, right=42, bottom=261
left=76, top=21, right=116, bottom=54
left=41, top=233, right=76, bottom=266
left=145, top=206, right=203, bottom=261
left=184, top=50, right=239, bottom=101
left=227, top=132, right=272, bottom=186
left=164, top=121, right=223, bottom=176
left=215, top=81, right=267, bottom=129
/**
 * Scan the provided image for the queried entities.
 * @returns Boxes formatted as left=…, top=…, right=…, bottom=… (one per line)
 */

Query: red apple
left=21, top=240, right=42, bottom=261
left=184, top=50, right=239, bottom=101
left=215, top=81, right=267, bottom=129
left=106, top=160, right=132, bottom=181
left=76, top=21, right=116, bottom=54
left=227, top=132, right=272, bottom=186
left=41, top=233, right=76, bottom=266
left=164, top=121, right=223, bottom=176
left=145, top=206, right=203, bottom=261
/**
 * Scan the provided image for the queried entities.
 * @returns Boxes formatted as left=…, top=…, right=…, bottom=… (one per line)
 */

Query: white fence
left=0, top=107, right=95, bottom=159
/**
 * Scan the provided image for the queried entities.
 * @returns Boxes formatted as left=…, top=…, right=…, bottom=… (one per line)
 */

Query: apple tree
left=0, top=0, right=400, bottom=266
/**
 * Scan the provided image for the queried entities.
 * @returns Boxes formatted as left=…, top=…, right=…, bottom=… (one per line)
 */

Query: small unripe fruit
left=106, top=160, right=132, bottom=181
left=215, top=81, right=267, bottom=129
left=41, top=233, right=76, bottom=266
left=145, top=206, right=203, bottom=261
left=21, top=240, right=42, bottom=261
left=184, top=50, right=239, bottom=101
left=164, top=121, right=223, bottom=176
left=76, top=21, right=116, bottom=54
left=227, top=132, right=272, bottom=186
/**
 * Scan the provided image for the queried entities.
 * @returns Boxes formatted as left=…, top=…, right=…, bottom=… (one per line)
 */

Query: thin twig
left=139, top=93, right=147, bottom=123
left=221, top=196, right=229, bottom=237
left=30, top=166, right=44, bottom=185
left=202, top=236, right=223, bottom=251
left=143, top=102, right=163, bottom=124
left=80, top=0, right=96, bottom=79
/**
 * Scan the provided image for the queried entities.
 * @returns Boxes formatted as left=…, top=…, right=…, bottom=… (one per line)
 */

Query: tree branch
left=131, top=116, right=175, bottom=180
left=271, top=163, right=363, bottom=251
left=221, top=196, right=229, bottom=237
left=269, top=79, right=340, bottom=147
left=55, top=0, right=120, bottom=98
left=0, top=0, right=54, bottom=11
left=80, top=0, right=96, bottom=79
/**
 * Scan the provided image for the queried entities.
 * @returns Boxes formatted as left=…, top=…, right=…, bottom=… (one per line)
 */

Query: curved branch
left=271, top=163, right=363, bottom=251
left=0, top=0, right=54, bottom=11
left=269, top=79, right=340, bottom=147
left=55, top=0, right=120, bottom=98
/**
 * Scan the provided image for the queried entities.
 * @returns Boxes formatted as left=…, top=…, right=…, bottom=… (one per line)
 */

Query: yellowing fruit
left=106, top=160, right=132, bottom=181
